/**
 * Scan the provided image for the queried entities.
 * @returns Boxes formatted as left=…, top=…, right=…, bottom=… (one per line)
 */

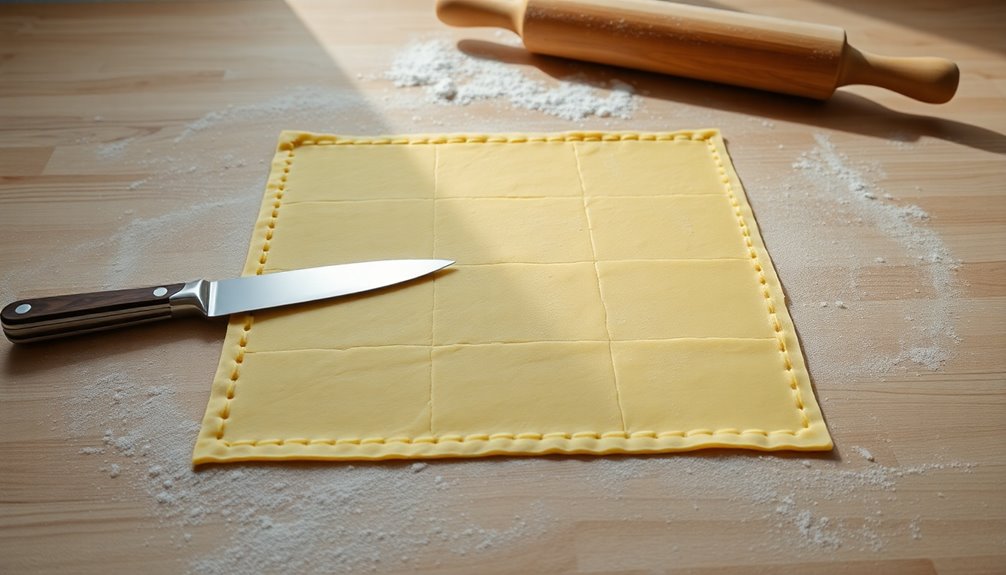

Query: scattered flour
left=105, top=195, right=251, bottom=287
left=97, top=138, right=131, bottom=159
left=787, top=133, right=961, bottom=375
left=66, top=371, right=558, bottom=574
left=852, top=446, right=876, bottom=462
left=896, top=345, right=952, bottom=371
left=909, top=518, right=923, bottom=540
left=792, top=134, right=957, bottom=275
left=794, top=509, right=840, bottom=549
left=61, top=370, right=977, bottom=571
left=173, top=86, right=370, bottom=143
left=385, top=39, right=637, bottom=121
left=575, top=453, right=972, bottom=554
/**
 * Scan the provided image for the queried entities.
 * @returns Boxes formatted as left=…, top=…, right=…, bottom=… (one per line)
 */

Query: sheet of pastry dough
left=193, top=130, right=832, bottom=464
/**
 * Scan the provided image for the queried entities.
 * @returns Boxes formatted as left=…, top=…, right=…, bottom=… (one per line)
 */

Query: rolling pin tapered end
left=837, top=45, right=959, bottom=104
left=436, top=0, right=524, bottom=34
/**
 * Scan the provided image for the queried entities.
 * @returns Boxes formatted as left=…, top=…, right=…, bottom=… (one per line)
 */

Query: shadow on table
left=1, top=317, right=225, bottom=376
left=457, top=39, right=1006, bottom=156
left=806, top=0, right=1006, bottom=55
left=195, top=446, right=841, bottom=473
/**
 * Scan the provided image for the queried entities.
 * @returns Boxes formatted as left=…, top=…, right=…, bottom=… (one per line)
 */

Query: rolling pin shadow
left=437, top=0, right=959, bottom=103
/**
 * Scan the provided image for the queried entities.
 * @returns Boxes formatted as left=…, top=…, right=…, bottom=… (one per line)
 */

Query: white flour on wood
left=62, top=366, right=975, bottom=573
left=384, top=39, right=638, bottom=121
left=757, top=133, right=962, bottom=378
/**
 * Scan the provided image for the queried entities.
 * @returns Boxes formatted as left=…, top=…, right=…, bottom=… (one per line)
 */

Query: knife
left=1, top=259, right=453, bottom=344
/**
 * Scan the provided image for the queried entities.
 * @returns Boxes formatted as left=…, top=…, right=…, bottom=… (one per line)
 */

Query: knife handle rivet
left=152, top=287, right=168, bottom=298
left=14, top=303, right=31, bottom=314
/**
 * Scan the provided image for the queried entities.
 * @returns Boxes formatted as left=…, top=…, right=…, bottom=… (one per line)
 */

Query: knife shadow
left=1, top=316, right=226, bottom=377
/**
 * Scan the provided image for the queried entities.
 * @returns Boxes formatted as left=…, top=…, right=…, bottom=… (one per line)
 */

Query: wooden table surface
left=1, top=1, right=1003, bottom=573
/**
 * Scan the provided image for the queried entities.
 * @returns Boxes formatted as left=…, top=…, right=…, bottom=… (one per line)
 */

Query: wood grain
left=0, top=0, right=1003, bottom=574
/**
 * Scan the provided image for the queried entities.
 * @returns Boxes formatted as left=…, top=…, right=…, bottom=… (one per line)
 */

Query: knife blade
left=1, top=259, right=453, bottom=343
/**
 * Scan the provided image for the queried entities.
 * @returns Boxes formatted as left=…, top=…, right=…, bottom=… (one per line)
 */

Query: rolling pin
left=436, top=0, right=959, bottom=103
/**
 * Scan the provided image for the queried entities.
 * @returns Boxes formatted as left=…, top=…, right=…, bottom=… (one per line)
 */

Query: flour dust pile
left=385, top=39, right=638, bottom=121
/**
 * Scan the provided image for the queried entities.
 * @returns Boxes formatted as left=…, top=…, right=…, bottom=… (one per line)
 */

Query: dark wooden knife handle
left=1, top=283, right=186, bottom=343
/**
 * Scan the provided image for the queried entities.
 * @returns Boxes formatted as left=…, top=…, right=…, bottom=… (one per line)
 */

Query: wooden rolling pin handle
left=438, top=0, right=523, bottom=34
left=838, top=46, right=959, bottom=104
left=436, top=0, right=960, bottom=104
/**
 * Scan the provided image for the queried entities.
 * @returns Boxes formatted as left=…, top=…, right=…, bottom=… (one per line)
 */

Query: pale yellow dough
left=193, top=131, right=832, bottom=464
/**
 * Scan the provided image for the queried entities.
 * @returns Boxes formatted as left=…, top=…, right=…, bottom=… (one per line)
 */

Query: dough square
left=245, top=279, right=435, bottom=352
left=586, top=195, right=748, bottom=260
left=431, top=342, right=624, bottom=436
left=597, top=260, right=777, bottom=340
left=437, top=142, right=582, bottom=198
left=433, top=263, right=609, bottom=345
left=575, top=139, right=726, bottom=196
left=263, top=200, right=434, bottom=270
left=284, top=143, right=435, bottom=201
left=612, top=340, right=808, bottom=433
left=223, top=347, right=432, bottom=441
left=435, top=197, right=594, bottom=264
left=193, top=131, right=831, bottom=464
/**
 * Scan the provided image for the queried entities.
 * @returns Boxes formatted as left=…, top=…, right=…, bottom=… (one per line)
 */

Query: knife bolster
left=169, top=279, right=212, bottom=317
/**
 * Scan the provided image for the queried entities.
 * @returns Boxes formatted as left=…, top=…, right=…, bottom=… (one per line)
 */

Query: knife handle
left=1, top=283, right=186, bottom=343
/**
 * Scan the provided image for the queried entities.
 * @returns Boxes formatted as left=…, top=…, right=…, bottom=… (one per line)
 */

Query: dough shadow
left=456, top=39, right=1006, bottom=156
left=193, top=448, right=839, bottom=473
left=528, top=449, right=840, bottom=464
